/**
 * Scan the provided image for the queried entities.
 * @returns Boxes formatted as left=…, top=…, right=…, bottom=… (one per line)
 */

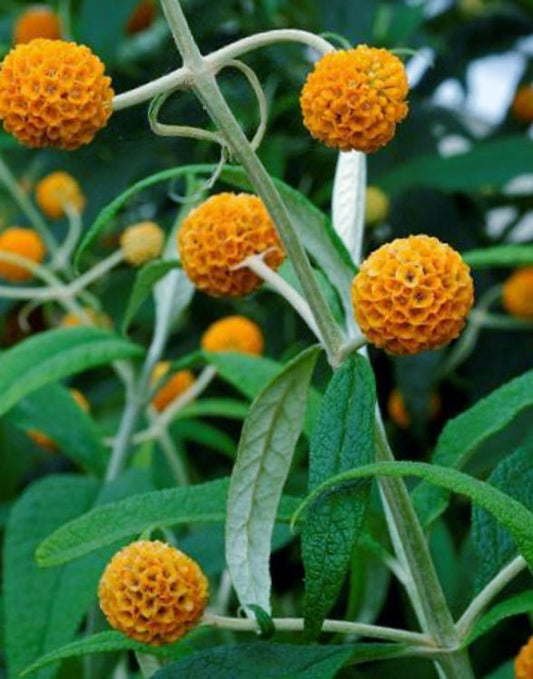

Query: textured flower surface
left=99, top=540, right=208, bottom=645
left=178, top=193, right=285, bottom=298
left=0, top=227, right=45, bottom=282
left=151, top=363, right=195, bottom=412
left=365, top=186, right=390, bottom=225
left=300, top=45, right=408, bottom=153
left=512, top=85, right=533, bottom=123
left=14, top=6, right=61, bottom=44
left=127, top=0, right=156, bottom=34
left=0, top=39, right=114, bottom=150
left=352, top=235, right=474, bottom=355
left=120, top=222, right=164, bottom=266
left=201, top=315, right=264, bottom=355
left=516, top=637, right=533, bottom=679
left=36, top=171, right=85, bottom=219
left=387, top=388, right=440, bottom=429
left=503, top=267, right=533, bottom=319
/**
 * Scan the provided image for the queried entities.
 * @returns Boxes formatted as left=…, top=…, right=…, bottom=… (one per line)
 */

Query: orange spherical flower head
left=516, top=637, right=533, bottom=679
left=178, top=193, right=285, bottom=298
left=98, top=540, right=209, bottom=645
left=151, top=363, right=195, bottom=413
left=300, top=45, right=409, bottom=154
left=70, top=388, right=90, bottom=413
left=27, top=429, right=57, bottom=453
left=387, top=388, right=440, bottom=429
left=14, top=5, right=62, bottom=44
left=201, top=315, right=264, bottom=355
left=503, top=268, right=533, bottom=320
left=120, top=222, right=165, bottom=266
left=36, top=171, right=85, bottom=219
left=0, top=227, right=46, bottom=282
left=352, top=235, right=474, bottom=355
left=0, top=39, right=114, bottom=150
left=127, top=0, right=156, bottom=34
left=512, top=85, right=533, bottom=124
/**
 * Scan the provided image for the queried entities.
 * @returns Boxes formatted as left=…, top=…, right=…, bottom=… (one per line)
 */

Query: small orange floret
left=36, top=171, right=85, bottom=219
left=127, top=0, right=156, bottom=34
left=352, top=235, right=474, bottom=355
left=387, top=388, right=440, bottom=429
left=151, top=363, right=195, bottom=412
left=98, top=540, right=208, bottom=645
left=178, top=193, right=285, bottom=298
left=503, top=267, right=533, bottom=319
left=71, top=388, right=90, bottom=413
left=512, top=85, right=533, bottom=124
left=120, top=222, right=165, bottom=266
left=14, top=5, right=61, bottom=44
left=27, top=429, right=57, bottom=452
left=516, top=637, right=533, bottom=679
left=201, top=316, right=264, bottom=355
left=300, top=45, right=409, bottom=153
left=0, top=227, right=45, bottom=282
left=61, top=308, right=112, bottom=329
left=0, top=39, right=114, bottom=150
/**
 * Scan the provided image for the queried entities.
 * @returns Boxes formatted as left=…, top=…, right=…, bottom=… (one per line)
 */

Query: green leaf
left=226, top=346, right=320, bottom=614
left=472, top=447, right=533, bottom=589
left=462, top=244, right=533, bottom=269
left=79, top=0, right=139, bottom=60
left=19, top=631, right=195, bottom=678
left=294, top=461, right=533, bottom=575
left=204, top=352, right=321, bottom=437
left=152, top=642, right=355, bottom=679
left=331, top=151, right=366, bottom=264
left=0, top=328, right=143, bottom=417
left=303, top=355, right=376, bottom=637
left=37, top=478, right=301, bottom=567
left=465, top=590, right=533, bottom=645
left=176, top=398, right=249, bottom=421
left=173, top=420, right=236, bottom=459
left=381, top=136, right=533, bottom=194
left=483, top=661, right=514, bottom=679
left=122, top=260, right=183, bottom=334
left=413, top=369, right=533, bottom=527
left=8, top=384, right=107, bottom=476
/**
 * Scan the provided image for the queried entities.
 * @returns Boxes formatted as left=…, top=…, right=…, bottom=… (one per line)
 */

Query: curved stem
left=456, top=555, right=527, bottom=639
left=225, top=60, right=269, bottom=151
left=70, top=250, right=124, bottom=294
left=113, top=67, right=192, bottom=111
left=50, top=202, right=82, bottom=273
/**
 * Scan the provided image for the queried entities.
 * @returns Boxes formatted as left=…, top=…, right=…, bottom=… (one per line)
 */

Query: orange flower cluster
left=300, top=46, right=409, bottom=153
left=36, top=171, right=85, bottom=219
left=503, top=267, right=533, bottom=319
left=14, top=6, right=61, bottom=44
left=127, top=0, right=156, bottom=34
left=98, top=540, right=208, bottom=645
left=387, top=388, right=440, bottom=429
left=120, top=222, right=165, bottom=266
left=512, top=85, right=533, bottom=124
left=178, top=193, right=285, bottom=298
left=0, top=39, right=114, bottom=150
left=516, top=637, right=533, bottom=679
left=201, top=316, right=264, bottom=355
left=0, top=227, right=45, bottom=282
left=151, top=362, right=195, bottom=412
left=352, top=235, right=474, bottom=355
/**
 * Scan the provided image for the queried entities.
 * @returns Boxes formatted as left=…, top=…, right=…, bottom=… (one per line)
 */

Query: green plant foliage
left=462, top=244, right=533, bottom=269
left=302, top=354, right=376, bottom=637
left=465, top=590, right=533, bottom=645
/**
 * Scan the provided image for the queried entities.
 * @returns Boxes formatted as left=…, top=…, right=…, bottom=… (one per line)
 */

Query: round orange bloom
left=36, top=171, right=85, bottom=219
left=352, top=235, right=474, bottom=355
left=0, top=227, right=46, bottom=282
left=178, top=193, right=285, bottom=298
left=503, top=267, right=533, bottom=319
left=14, top=5, right=61, bottom=44
left=387, top=388, right=440, bottom=429
left=365, top=186, right=390, bottom=225
left=300, top=45, right=409, bottom=153
left=71, top=388, right=90, bottom=413
left=151, top=363, right=195, bottom=412
left=512, top=85, right=533, bottom=124
left=0, top=39, right=114, bottom=150
left=127, top=0, right=156, bottom=34
left=201, top=316, right=264, bottom=355
left=120, top=222, right=165, bottom=266
left=99, top=540, right=208, bottom=645
left=516, top=637, right=533, bottom=679
left=61, top=308, right=112, bottom=329
left=27, top=429, right=57, bottom=453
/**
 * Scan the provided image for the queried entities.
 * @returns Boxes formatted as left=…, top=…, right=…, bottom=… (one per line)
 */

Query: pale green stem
left=157, top=426, right=190, bottom=485
left=0, top=155, right=59, bottom=256
left=159, top=0, right=344, bottom=365
left=456, top=555, right=527, bottom=639
left=134, top=652, right=161, bottom=678
left=71, top=250, right=125, bottom=294
left=50, top=202, right=82, bottom=273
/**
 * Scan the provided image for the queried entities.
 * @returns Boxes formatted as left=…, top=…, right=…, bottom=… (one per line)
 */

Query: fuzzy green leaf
left=413, top=369, right=533, bottom=527
left=462, top=244, right=533, bottom=269
left=226, top=346, right=320, bottom=614
left=0, top=328, right=143, bottom=417
left=465, top=590, right=533, bottom=645
left=303, top=354, right=376, bottom=637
